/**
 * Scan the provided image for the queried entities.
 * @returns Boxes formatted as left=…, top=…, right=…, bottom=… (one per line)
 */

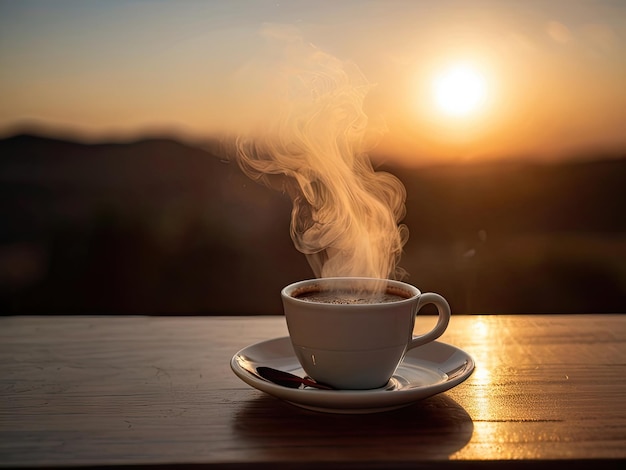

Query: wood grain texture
left=0, top=315, right=625, bottom=469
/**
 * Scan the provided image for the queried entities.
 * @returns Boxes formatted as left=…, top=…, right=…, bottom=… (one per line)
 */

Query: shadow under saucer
left=233, top=392, right=473, bottom=461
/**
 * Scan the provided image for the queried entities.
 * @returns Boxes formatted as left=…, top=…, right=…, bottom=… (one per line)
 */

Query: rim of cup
left=281, top=277, right=421, bottom=307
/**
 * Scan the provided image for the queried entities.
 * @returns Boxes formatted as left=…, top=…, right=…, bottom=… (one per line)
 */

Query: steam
left=235, top=31, right=408, bottom=282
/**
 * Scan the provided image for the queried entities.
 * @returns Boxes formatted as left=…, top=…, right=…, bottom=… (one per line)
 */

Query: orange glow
left=0, top=1, right=625, bottom=166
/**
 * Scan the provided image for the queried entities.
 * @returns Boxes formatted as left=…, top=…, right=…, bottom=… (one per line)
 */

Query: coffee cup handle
left=407, top=293, right=451, bottom=350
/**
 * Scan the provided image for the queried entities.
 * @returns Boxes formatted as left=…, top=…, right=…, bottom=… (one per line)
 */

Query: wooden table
left=1, top=314, right=624, bottom=469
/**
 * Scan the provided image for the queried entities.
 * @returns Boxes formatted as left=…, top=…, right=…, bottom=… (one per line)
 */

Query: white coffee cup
left=281, top=277, right=451, bottom=390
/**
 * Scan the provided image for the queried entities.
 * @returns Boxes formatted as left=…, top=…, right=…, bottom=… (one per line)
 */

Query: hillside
left=1, top=134, right=624, bottom=314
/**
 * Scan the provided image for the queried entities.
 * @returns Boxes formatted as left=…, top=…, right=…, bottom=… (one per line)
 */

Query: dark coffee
left=294, top=286, right=411, bottom=305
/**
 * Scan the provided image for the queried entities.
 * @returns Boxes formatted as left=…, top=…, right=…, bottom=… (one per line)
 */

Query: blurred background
left=1, top=1, right=625, bottom=315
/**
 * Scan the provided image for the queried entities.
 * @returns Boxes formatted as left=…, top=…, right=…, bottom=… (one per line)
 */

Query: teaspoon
left=256, top=366, right=334, bottom=390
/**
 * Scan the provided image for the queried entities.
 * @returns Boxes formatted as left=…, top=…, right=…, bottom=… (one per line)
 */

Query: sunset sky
left=1, top=0, right=625, bottom=166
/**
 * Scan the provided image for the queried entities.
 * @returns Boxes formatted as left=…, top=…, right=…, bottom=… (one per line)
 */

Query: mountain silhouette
left=1, top=133, right=624, bottom=314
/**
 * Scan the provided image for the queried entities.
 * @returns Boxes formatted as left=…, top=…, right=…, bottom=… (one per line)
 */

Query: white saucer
left=231, top=337, right=475, bottom=414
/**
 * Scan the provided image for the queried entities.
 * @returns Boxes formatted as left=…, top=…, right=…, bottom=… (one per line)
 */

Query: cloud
left=546, top=21, right=573, bottom=44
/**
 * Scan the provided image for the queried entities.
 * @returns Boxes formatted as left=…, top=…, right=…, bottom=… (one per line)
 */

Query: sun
left=433, top=64, right=488, bottom=117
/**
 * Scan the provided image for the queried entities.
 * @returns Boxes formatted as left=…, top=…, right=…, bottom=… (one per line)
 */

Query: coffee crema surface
left=294, top=287, right=412, bottom=305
